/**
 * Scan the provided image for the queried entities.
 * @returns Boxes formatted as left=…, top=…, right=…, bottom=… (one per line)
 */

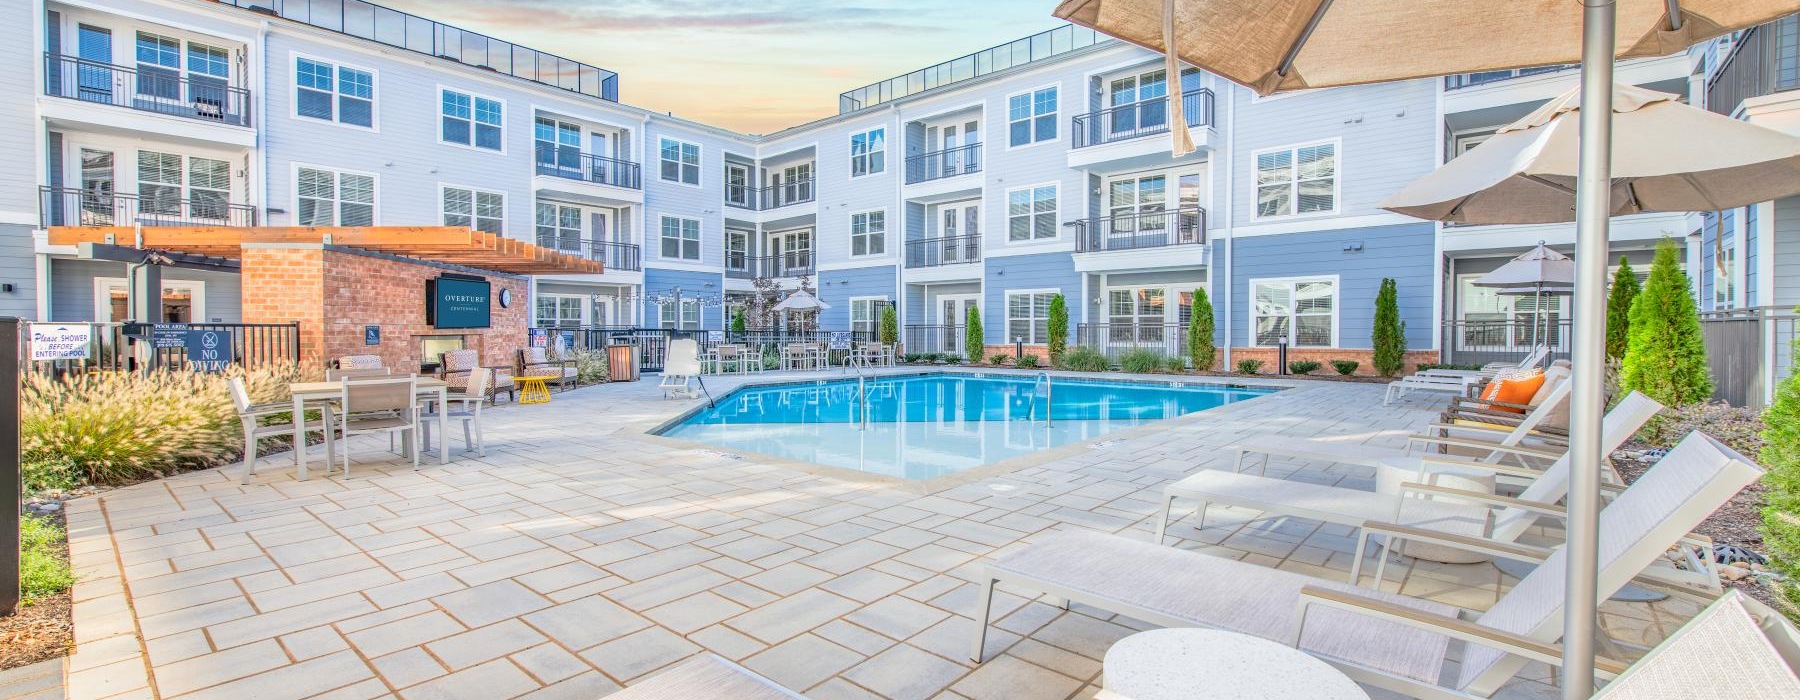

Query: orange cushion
left=1477, top=369, right=1546, bottom=413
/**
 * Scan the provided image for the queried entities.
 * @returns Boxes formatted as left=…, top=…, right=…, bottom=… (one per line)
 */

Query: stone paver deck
left=49, top=368, right=1704, bottom=699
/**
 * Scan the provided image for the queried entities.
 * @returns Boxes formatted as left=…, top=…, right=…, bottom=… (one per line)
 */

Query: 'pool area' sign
left=426, top=276, right=492, bottom=329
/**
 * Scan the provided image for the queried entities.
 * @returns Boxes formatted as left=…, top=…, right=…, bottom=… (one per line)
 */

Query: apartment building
left=12, top=0, right=1731, bottom=368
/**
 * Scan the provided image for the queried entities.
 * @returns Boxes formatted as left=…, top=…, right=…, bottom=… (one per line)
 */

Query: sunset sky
left=379, top=0, right=1069, bottom=135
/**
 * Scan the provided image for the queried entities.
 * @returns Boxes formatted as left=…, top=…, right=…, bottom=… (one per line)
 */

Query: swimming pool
left=658, top=373, right=1275, bottom=481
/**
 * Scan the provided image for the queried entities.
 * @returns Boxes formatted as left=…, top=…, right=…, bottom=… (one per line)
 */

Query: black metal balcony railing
left=1069, top=207, right=1206, bottom=253
left=1442, top=64, right=1575, bottom=90
left=44, top=54, right=252, bottom=127
left=534, top=236, right=642, bottom=271
left=904, top=234, right=981, bottom=268
left=1706, top=16, right=1800, bottom=116
left=902, top=324, right=967, bottom=355
left=904, top=143, right=981, bottom=184
left=1072, top=89, right=1214, bottom=149
left=535, top=151, right=642, bottom=190
left=1075, top=323, right=1192, bottom=360
left=724, top=253, right=815, bottom=279
left=40, top=186, right=256, bottom=228
left=725, top=179, right=816, bottom=211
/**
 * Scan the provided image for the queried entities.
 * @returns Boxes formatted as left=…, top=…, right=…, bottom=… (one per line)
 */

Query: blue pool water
left=659, top=373, right=1275, bottom=480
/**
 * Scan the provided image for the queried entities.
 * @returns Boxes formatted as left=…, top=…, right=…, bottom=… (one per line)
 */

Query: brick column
left=239, top=244, right=328, bottom=363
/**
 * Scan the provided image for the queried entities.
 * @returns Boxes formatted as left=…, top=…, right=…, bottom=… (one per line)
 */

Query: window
left=1255, top=141, right=1337, bottom=218
left=1007, top=86, right=1058, bottom=146
left=660, top=300, right=700, bottom=329
left=295, top=57, right=374, bottom=128
left=296, top=166, right=374, bottom=226
left=137, top=151, right=229, bottom=219
left=441, top=89, right=503, bottom=150
left=136, top=32, right=181, bottom=100
left=1458, top=275, right=1562, bottom=349
left=137, top=151, right=183, bottom=215
left=1007, top=292, right=1058, bottom=344
left=187, top=43, right=229, bottom=79
left=187, top=156, right=230, bottom=219
left=850, top=210, right=886, bottom=256
left=851, top=298, right=889, bottom=337
left=1251, top=277, right=1337, bottom=347
left=1007, top=184, right=1058, bottom=241
left=535, top=203, right=581, bottom=249
left=1714, top=218, right=1737, bottom=308
left=725, top=230, right=749, bottom=270
left=535, top=295, right=584, bottom=327
left=850, top=128, right=886, bottom=176
left=660, top=216, right=700, bottom=260
left=442, top=187, right=503, bottom=234
left=659, top=138, right=700, bottom=185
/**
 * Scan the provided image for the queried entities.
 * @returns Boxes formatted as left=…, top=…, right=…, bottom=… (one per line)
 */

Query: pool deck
left=56, top=368, right=1702, bottom=699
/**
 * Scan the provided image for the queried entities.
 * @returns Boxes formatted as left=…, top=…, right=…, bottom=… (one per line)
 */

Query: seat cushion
left=1475, top=369, right=1545, bottom=413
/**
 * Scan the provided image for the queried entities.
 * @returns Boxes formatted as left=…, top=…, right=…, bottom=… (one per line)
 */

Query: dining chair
left=230, top=377, right=333, bottom=484
left=333, top=376, right=421, bottom=476
left=423, top=367, right=488, bottom=459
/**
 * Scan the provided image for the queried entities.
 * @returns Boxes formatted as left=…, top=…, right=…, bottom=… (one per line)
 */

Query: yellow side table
left=516, top=375, right=552, bottom=404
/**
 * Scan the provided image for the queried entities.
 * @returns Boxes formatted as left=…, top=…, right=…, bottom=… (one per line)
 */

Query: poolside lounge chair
left=1417, top=346, right=1550, bottom=381
left=970, top=430, right=1763, bottom=699
left=605, top=654, right=805, bottom=699
left=661, top=339, right=703, bottom=398
left=1586, top=590, right=1800, bottom=698
left=1385, top=372, right=1486, bottom=405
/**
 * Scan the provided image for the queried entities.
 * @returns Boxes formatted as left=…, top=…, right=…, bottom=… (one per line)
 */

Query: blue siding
left=1223, top=223, right=1435, bottom=349
left=643, top=267, right=725, bottom=328
left=818, top=265, right=898, bottom=329
left=983, top=252, right=1078, bottom=345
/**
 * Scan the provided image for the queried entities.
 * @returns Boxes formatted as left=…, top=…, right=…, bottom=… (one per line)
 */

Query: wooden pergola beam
left=46, top=226, right=603, bottom=275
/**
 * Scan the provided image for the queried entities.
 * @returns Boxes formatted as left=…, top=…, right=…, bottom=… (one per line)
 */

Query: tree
left=1188, top=288, right=1216, bottom=370
left=1620, top=239, right=1712, bottom=408
left=1761, top=320, right=1800, bottom=606
left=730, top=308, right=747, bottom=333
left=964, top=305, right=984, bottom=362
left=1371, top=278, right=1407, bottom=377
left=1046, top=295, right=1068, bottom=361
left=1605, top=257, right=1640, bottom=361
left=879, top=305, right=898, bottom=345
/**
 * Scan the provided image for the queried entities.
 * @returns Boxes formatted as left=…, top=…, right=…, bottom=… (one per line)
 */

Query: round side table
left=516, top=375, right=552, bottom=404
left=1102, top=628, right=1368, bottom=700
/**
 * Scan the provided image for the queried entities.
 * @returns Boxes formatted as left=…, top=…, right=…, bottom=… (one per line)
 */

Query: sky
left=379, top=0, right=1070, bottom=135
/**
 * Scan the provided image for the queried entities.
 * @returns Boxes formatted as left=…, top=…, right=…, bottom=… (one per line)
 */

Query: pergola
left=45, top=226, right=603, bottom=275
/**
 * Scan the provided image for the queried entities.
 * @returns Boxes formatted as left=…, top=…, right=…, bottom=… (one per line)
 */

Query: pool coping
left=635, top=368, right=1304, bottom=495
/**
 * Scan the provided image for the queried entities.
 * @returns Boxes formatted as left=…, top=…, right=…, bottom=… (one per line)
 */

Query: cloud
left=424, top=0, right=933, bottom=34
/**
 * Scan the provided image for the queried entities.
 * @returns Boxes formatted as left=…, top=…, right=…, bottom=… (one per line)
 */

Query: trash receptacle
left=607, top=344, right=638, bottom=382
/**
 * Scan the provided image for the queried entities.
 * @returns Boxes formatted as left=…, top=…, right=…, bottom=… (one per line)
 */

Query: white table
left=1100, top=629, right=1367, bottom=700
left=289, top=377, right=450, bottom=480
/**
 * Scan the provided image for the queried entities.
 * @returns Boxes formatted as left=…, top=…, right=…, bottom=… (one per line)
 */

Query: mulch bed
left=1611, top=445, right=1787, bottom=613
left=0, top=510, right=74, bottom=672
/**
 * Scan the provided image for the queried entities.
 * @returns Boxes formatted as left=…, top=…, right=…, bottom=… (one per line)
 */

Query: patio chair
left=1585, top=590, right=1800, bottom=698
left=326, top=367, right=393, bottom=381
left=332, top=376, right=421, bottom=477
left=422, top=367, right=488, bottom=459
left=1437, top=365, right=1572, bottom=437
left=782, top=343, right=813, bottom=371
left=441, top=349, right=514, bottom=403
left=970, top=430, right=1764, bottom=700
left=518, top=346, right=577, bottom=391
left=714, top=344, right=747, bottom=374
left=660, top=339, right=702, bottom=398
left=229, top=376, right=334, bottom=484
left=606, top=654, right=805, bottom=699
left=1415, top=346, right=1550, bottom=381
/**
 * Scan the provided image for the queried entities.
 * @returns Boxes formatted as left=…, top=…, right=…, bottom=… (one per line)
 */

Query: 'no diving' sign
left=185, top=329, right=230, bottom=372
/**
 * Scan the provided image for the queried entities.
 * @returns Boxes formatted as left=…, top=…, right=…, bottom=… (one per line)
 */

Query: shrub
left=1236, top=358, right=1265, bottom=374
left=941, top=353, right=963, bottom=364
left=1606, top=257, right=1641, bottom=361
left=1166, top=356, right=1188, bottom=373
left=762, top=346, right=781, bottom=371
left=1119, top=348, right=1167, bottom=374
left=1047, top=295, right=1068, bottom=362
left=1330, top=359, right=1360, bottom=376
left=20, top=515, right=74, bottom=605
left=730, top=309, right=747, bottom=333
left=1763, top=327, right=1800, bottom=607
left=879, top=305, right=899, bottom=346
left=922, top=352, right=944, bottom=363
left=23, top=456, right=79, bottom=493
left=22, top=363, right=315, bottom=486
left=902, top=353, right=922, bottom=363
left=965, top=307, right=984, bottom=363
left=1015, top=355, right=1040, bottom=368
left=1372, top=277, right=1407, bottom=377
left=989, top=353, right=1011, bottom=365
left=566, top=349, right=609, bottom=384
left=1621, top=239, right=1713, bottom=408
left=1058, top=346, right=1110, bottom=372
left=1288, top=360, right=1321, bottom=375
left=1188, top=287, right=1216, bottom=371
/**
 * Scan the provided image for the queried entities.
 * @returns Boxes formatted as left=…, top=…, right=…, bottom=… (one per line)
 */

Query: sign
left=364, top=325, right=380, bottom=346
left=426, top=276, right=492, bottom=329
left=529, top=328, right=548, bottom=348
left=828, top=331, right=852, bottom=351
left=185, top=328, right=230, bottom=372
left=151, top=323, right=190, bottom=349
left=557, top=331, right=575, bottom=352
left=29, top=324, right=90, bottom=361
left=707, top=331, right=725, bottom=343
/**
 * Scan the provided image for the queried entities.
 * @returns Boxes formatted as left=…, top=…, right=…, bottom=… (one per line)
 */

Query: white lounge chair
left=1418, top=346, right=1550, bottom=381
left=1587, top=590, right=1800, bottom=698
left=660, top=339, right=703, bottom=398
left=605, top=654, right=804, bottom=699
left=1385, top=348, right=1554, bottom=405
left=970, top=430, right=1763, bottom=700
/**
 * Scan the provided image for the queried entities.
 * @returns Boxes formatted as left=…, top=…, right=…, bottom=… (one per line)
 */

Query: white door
left=939, top=202, right=979, bottom=263
left=940, top=295, right=978, bottom=353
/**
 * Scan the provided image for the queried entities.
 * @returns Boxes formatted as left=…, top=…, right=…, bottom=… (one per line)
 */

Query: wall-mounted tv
left=426, top=276, right=492, bottom=329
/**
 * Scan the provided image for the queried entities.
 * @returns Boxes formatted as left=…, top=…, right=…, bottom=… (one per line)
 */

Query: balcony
left=533, top=236, right=641, bottom=272
left=40, top=186, right=256, bottom=228
left=1071, top=207, right=1206, bottom=253
left=535, top=152, right=642, bottom=190
left=43, top=54, right=251, bottom=127
left=1072, top=89, right=1214, bottom=149
left=905, top=144, right=981, bottom=185
left=724, top=252, right=815, bottom=280
left=1443, top=65, right=1575, bottom=90
left=724, top=179, right=815, bottom=212
left=1707, top=15, right=1800, bottom=116
left=904, top=234, right=981, bottom=268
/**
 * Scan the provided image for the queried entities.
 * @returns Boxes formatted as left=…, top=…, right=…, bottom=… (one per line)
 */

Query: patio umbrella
left=1049, top=2, right=1800, bottom=696
left=1475, top=244, right=1578, bottom=357
left=773, top=290, right=829, bottom=334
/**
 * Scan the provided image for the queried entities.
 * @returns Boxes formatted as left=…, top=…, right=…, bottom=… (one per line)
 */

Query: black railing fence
left=1072, top=89, right=1213, bottom=149
left=538, top=327, right=877, bottom=372
left=1438, top=318, right=1573, bottom=369
left=905, top=143, right=981, bottom=184
left=1070, top=207, right=1206, bottom=253
left=534, top=236, right=642, bottom=271
left=1075, top=323, right=1191, bottom=360
left=902, top=324, right=968, bottom=355
left=724, top=253, right=816, bottom=280
left=534, top=152, right=642, bottom=190
left=724, top=178, right=816, bottom=211
left=44, top=53, right=253, bottom=126
left=904, top=235, right=981, bottom=268
left=1706, top=15, right=1800, bottom=117
left=24, top=322, right=301, bottom=376
left=40, top=186, right=257, bottom=228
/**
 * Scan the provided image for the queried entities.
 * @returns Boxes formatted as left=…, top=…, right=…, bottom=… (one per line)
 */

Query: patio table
left=1100, top=628, right=1367, bottom=700
left=289, top=377, right=450, bottom=480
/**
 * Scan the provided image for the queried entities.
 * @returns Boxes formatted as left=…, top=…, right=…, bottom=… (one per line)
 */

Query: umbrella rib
left=1276, top=0, right=1336, bottom=78
left=1678, top=172, right=1726, bottom=211
left=1521, top=174, right=1578, bottom=196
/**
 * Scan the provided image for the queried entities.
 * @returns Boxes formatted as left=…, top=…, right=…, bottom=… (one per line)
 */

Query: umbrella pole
left=1564, top=1, right=1615, bottom=698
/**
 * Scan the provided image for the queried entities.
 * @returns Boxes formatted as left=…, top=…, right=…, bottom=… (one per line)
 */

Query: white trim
left=848, top=295, right=890, bottom=335
left=1002, top=181, right=1062, bottom=245
left=847, top=125, right=889, bottom=180
left=657, top=214, right=703, bottom=262
left=435, top=84, right=508, bottom=155
left=1003, top=82, right=1062, bottom=151
left=1230, top=212, right=1418, bottom=238
left=1248, top=137, right=1341, bottom=221
left=92, top=276, right=206, bottom=323
left=287, top=50, right=378, bottom=132
left=437, top=182, right=506, bottom=235
left=848, top=207, right=889, bottom=259
left=1246, top=274, right=1340, bottom=349
left=656, top=137, right=703, bottom=188
left=1756, top=201, right=1776, bottom=307
left=290, top=162, right=379, bottom=226
left=1002, top=288, right=1061, bottom=344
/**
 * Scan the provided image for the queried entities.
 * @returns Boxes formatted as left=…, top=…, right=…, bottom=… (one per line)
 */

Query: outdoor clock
left=498, top=288, right=513, bottom=308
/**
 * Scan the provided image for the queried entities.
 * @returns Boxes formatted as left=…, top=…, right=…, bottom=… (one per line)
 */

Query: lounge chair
left=605, top=654, right=804, bottom=699
left=518, top=347, right=577, bottom=391
left=1586, top=590, right=1800, bottom=697
left=660, top=339, right=702, bottom=398
left=970, top=430, right=1763, bottom=699
left=1416, top=346, right=1550, bottom=381
left=441, top=349, right=515, bottom=403
left=1385, top=348, right=1553, bottom=405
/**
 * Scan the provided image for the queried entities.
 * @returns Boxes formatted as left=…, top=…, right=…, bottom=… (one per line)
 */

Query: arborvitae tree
left=1188, top=288, right=1216, bottom=370
left=964, top=305, right=984, bottom=362
left=1371, top=278, right=1407, bottom=377
left=1605, top=257, right=1641, bottom=361
left=730, top=308, right=747, bottom=334
left=1761, top=320, right=1800, bottom=607
left=1046, top=295, right=1069, bottom=361
left=1620, top=239, right=1713, bottom=407
left=879, top=305, right=898, bottom=345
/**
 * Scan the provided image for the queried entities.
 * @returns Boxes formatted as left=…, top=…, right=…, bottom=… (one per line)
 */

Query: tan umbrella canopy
left=772, top=290, right=830, bottom=312
left=1382, top=83, right=1800, bottom=223
left=1053, top=0, right=1795, bottom=95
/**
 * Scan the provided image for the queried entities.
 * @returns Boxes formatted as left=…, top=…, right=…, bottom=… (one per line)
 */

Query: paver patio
left=53, top=369, right=1705, bottom=699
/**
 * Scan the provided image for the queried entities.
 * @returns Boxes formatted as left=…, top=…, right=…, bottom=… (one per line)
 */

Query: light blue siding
left=983, top=252, right=1078, bottom=346
left=1776, top=197, right=1800, bottom=308
left=818, top=265, right=898, bottom=329
left=49, top=258, right=243, bottom=323
left=1222, top=223, right=1436, bottom=350
left=642, top=267, right=725, bottom=329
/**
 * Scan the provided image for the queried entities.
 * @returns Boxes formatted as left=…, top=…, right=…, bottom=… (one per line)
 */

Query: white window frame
left=659, top=137, right=701, bottom=186
left=438, top=86, right=506, bottom=153
left=850, top=296, right=889, bottom=337
left=439, top=184, right=505, bottom=234
left=1714, top=217, right=1738, bottom=309
left=292, top=163, right=378, bottom=226
left=1248, top=275, right=1340, bottom=348
left=1456, top=273, right=1561, bottom=350
left=1251, top=139, right=1340, bottom=221
left=93, top=277, right=207, bottom=323
left=290, top=52, right=377, bottom=131
left=1005, top=84, right=1059, bottom=149
left=659, top=299, right=700, bottom=329
left=1005, top=182, right=1060, bottom=243
left=1005, top=289, right=1060, bottom=344
left=849, top=127, right=887, bottom=178
left=660, top=215, right=701, bottom=261
left=534, top=293, right=587, bottom=327
left=849, top=209, right=886, bottom=257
